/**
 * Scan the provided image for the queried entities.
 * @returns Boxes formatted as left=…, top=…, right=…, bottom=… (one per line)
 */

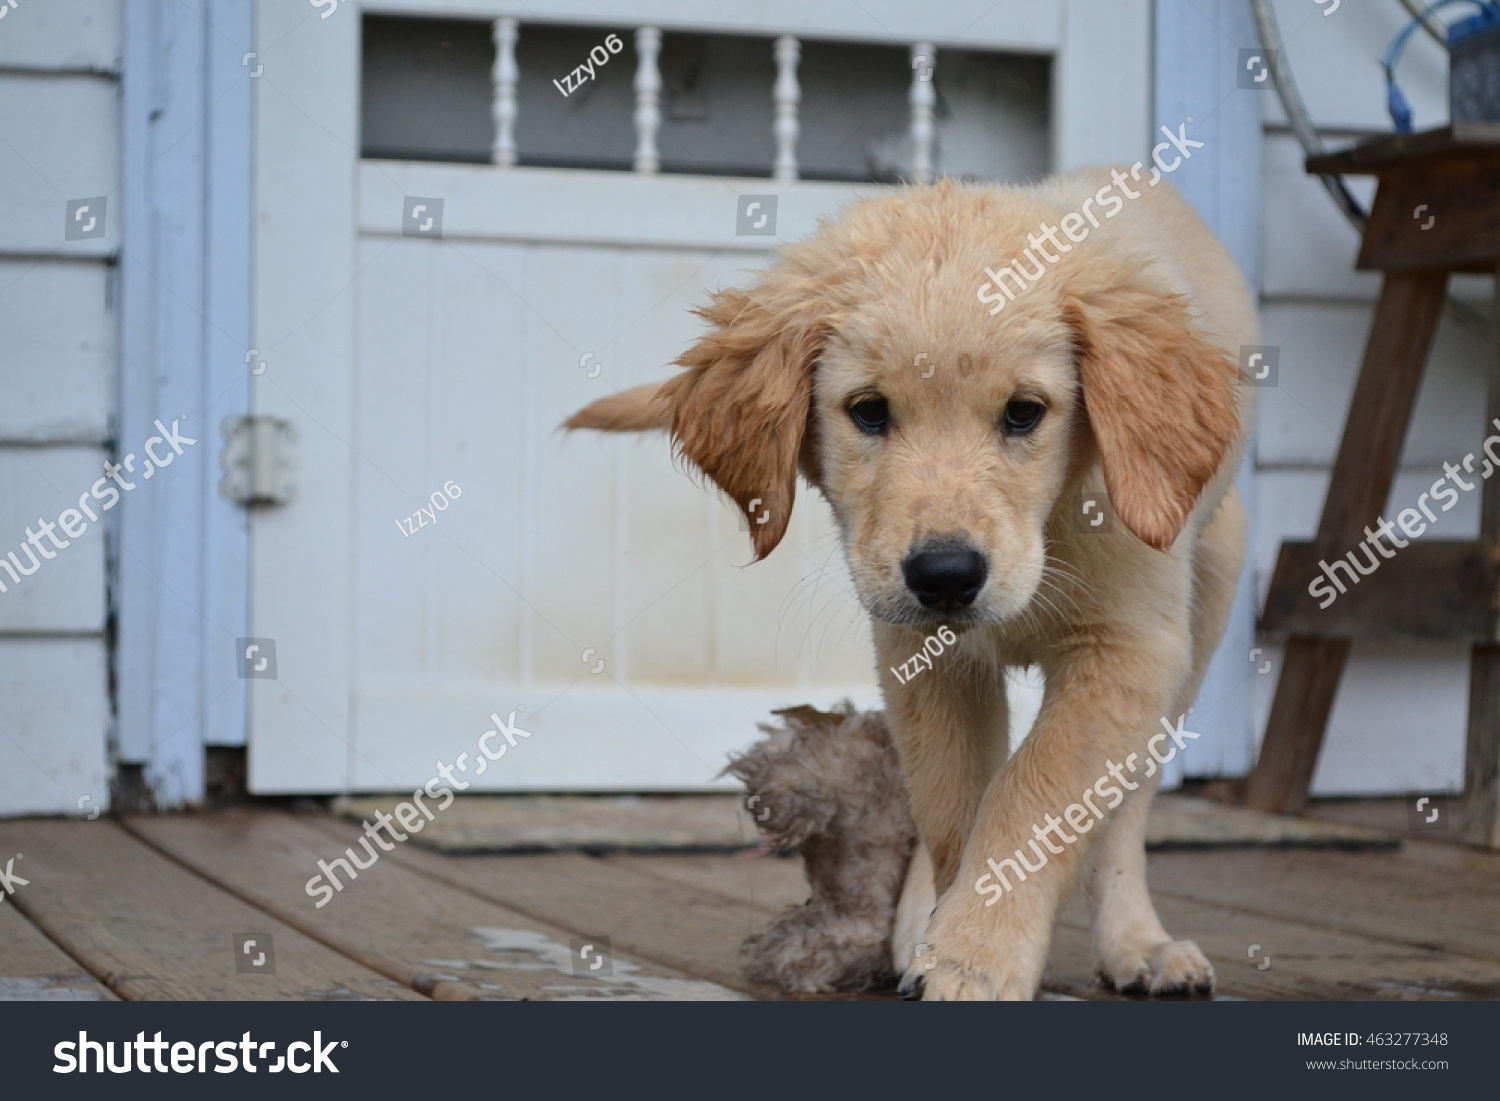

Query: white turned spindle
left=491, top=17, right=519, bottom=167
left=908, top=42, right=936, bottom=184
left=772, top=36, right=801, bottom=181
left=633, top=26, right=662, bottom=174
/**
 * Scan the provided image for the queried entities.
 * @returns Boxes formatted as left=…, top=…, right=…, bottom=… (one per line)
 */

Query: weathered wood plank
left=371, top=839, right=780, bottom=996
left=1463, top=646, right=1500, bottom=847
left=1050, top=861, right=1500, bottom=1000
left=1260, top=540, right=1490, bottom=641
left=486, top=845, right=1500, bottom=1001
left=614, top=853, right=1119, bottom=1000
left=1149, top=843, right=1500, bottom=968
left=1357, top=155, right=1500, bottom=273
left=0, top=900, right=115, bottom=1001
left=376, top=833, right=1500, bottom=1000
left=0, top=820, right=419, bottom=1001
left=133, top=811, right=743, bottom=1001
left=1479, top=264, right=1500, bottom=644
left=1464, top=269, right=1500, bottom=848
left=333, top=793, right=755, bottom=854
left=1306, top=123, right=1500, bottom=174
left=607, top=853, right=809, bottom=914
left=1147, top=889, right=1500, bottom=999
left=608, top=848, right=1498, bottom=1000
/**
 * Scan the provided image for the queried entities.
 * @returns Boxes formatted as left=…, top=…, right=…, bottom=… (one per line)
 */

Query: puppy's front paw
left=897, top=942, right=1033, bottom=1001
left=1098, top=938, right=1214, bottom=996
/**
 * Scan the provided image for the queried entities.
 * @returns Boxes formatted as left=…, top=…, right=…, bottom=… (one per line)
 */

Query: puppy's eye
left=848, top=396, right=889, bottom=436
left=1002, top=399, right=1045, bottom=436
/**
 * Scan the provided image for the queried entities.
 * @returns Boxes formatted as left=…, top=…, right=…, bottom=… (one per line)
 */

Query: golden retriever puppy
left=568, top=170, right=1256, bottom=1000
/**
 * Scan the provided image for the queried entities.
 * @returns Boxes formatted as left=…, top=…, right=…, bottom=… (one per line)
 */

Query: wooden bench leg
left=1461, top=268, right=1500, bottom=848
left=1245, top=638, right=1350, bottom=814
left=1246, top=270, right=1450, bottom=815
left=1463, top=646, right=1500, bottom=847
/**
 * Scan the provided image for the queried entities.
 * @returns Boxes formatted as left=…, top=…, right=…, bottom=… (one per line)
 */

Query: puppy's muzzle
left=902, top=540, right=987, bottom=613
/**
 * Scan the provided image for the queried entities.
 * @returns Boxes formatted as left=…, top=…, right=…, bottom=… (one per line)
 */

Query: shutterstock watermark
left=977, top=121, right=1203, bottom=315
left=54, top=1031, right=344, bottom=1074
left=303, top=707, right=533, bottom=907
left=0, top=852, right=27, bottom=899
left=889, top=625, right=956, bottom=685
left=973, top=712, right=1201, bottom=906
left=1309, top=422, right=1500, bottom=609
left=0, top=418, right=196, bottom=597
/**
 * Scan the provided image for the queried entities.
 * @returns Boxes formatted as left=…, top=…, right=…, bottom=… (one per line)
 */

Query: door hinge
left=219, top=415, right=295, bottom=505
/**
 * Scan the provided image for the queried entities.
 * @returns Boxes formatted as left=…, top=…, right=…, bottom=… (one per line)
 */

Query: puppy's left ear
left=1064, top=258, right=1242, bottom=550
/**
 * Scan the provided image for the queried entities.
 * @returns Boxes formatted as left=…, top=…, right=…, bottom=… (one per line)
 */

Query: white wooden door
left=248, top=0, right=1151, bottom=794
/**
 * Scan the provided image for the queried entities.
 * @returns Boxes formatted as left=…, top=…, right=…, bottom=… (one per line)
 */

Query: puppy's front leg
left=875, top=624, right=1007, bottom=917
left=1086, top=764, right=1214, bottom=994
left=911, top=634, right=1189, bottom=1001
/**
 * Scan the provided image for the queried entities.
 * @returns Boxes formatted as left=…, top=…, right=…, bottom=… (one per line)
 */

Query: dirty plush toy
left=725, top=702, right=916, bottom=993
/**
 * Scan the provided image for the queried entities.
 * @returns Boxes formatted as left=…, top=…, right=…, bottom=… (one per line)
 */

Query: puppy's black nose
left=902, top=546, right=987, bottom=611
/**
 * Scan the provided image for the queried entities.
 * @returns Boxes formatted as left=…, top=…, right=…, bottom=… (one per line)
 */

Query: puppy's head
left=568, top=182, right=1241, bottom=627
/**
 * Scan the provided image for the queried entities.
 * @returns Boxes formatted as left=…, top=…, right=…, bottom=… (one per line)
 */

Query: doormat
left=1144, top=795, right=1398, bottom=851
left=331, top=793, right=1398, bottom=855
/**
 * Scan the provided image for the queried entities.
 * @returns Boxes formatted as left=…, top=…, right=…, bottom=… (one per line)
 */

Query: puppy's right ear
left=565, top=382, right=671, bottom=432
left=660, top=285, right=826, bottom=561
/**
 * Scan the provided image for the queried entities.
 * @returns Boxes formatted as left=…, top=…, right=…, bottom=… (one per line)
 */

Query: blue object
left=1448, top=4, right=1500, bottom=45
left=1382, top=0, right=1500, bottom=131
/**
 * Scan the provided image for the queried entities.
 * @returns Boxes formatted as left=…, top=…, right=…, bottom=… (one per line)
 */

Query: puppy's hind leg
left=1087, top=491, right=1245, bottom=995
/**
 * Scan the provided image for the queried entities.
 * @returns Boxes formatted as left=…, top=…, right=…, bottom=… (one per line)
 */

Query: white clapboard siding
left=0, top=74, right=118, bottom=256
left=0, top=0, right=119, bottom=70
left=0, top=450, right=109, bottom=633
left=0, top=4, right=118, bottom=817
left=1260, top=132, right=1378, bottom=301
left=0, top=261, right=113, bottom=442
left=1257, top=300, right=1493, bottom=469
left=0, top=640, right=110, bottom=816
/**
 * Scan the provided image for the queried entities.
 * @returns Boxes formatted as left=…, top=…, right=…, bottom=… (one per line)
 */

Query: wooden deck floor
left=0, top=802, right=1496, bottom=1001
